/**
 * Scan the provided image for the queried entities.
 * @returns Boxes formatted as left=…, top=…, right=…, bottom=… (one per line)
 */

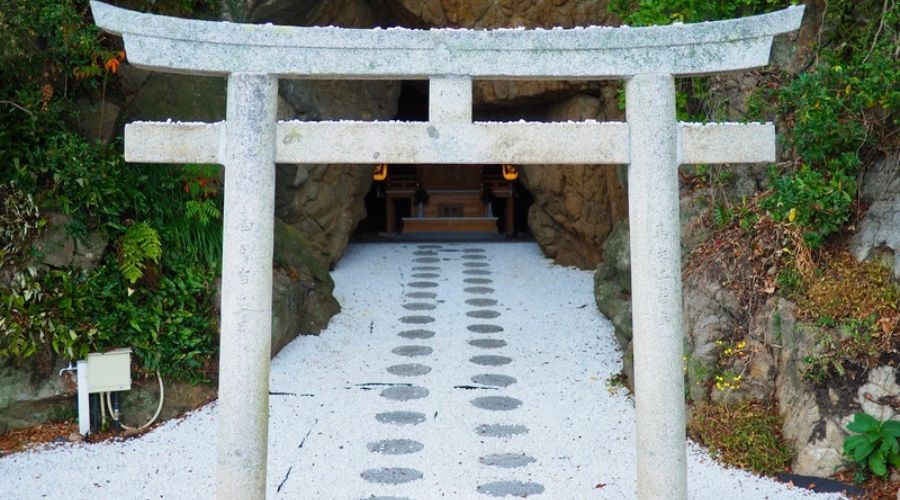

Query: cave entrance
left=358, top=164, right=532, bottom=238
left=355, top=80, right=533, bottom=239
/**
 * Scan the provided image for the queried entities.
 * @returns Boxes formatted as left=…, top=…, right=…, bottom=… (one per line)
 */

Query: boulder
left=594, top=220, right=632, bottom=349
left=123, top=72, right=226, bottom=123
left=0, top=360, right=74, bottom=433
left=31, top=212, right=108, bottom=271
left=120, top=375, right=216, bottom=427
left=851, top=155, right=900, bottom=279
left=271, top=219, right=341, bottom=354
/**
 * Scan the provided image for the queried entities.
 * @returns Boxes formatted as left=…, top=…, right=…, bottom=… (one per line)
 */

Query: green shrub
left=761, top=162, right=856, bottom=248
left=0, top=261, right=216, bottom=382
left=843, top=412, right=900, bottom=483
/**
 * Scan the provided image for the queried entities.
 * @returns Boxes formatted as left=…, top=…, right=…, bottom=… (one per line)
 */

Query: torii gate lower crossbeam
left=90, top=3, right=804, bottom=498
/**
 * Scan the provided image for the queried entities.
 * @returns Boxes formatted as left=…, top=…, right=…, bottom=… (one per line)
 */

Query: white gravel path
left=0, top=242, right=843, bottom=499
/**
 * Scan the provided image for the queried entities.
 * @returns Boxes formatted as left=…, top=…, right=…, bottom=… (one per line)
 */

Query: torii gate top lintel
left=91, top=1, right=803, bottom=79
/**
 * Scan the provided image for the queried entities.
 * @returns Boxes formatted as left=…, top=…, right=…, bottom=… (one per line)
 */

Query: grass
left=688, top=399, right=794, bottom=476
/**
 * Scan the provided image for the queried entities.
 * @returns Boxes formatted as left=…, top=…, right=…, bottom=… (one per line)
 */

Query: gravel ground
left=0, top=242, right=843, bottom=499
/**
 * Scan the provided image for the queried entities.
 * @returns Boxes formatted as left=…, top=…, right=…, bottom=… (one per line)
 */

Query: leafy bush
left=761, top=162, right=856, bottom=248
left=0, top=1, right=223, bottom=383
left=843, top=412, right=900, bottom=482
left=0, top=261, right=216, bottom=383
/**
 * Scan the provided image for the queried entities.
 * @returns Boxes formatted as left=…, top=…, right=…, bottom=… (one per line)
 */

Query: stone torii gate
left=91, top=2, right=803, bottom=498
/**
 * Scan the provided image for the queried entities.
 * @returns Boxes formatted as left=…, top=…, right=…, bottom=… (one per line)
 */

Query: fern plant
left=119, top=222, right=162, bottom=283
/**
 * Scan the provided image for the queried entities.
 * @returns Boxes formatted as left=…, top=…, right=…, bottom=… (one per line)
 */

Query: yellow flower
left=788, top=207, right=797, bottom=222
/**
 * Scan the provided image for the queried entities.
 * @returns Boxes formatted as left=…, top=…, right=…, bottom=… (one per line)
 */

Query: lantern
left=502, top=164, right=518, bottom=181
left=373, top=163, right=388, bottom=181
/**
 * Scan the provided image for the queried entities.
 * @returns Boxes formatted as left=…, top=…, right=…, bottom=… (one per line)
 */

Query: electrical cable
left=104, top=370, right=164, bottom=432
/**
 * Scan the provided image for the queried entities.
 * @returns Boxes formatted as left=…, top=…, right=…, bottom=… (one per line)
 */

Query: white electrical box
left=86, top=348, right=132, bottom=393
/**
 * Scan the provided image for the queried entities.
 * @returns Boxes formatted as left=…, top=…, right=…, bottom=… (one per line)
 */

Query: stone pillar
left=625, top=73, right=687, bottom=500
left=429, top=76, right=472, bottom=123
left=217, top=73, right=278, bottom=499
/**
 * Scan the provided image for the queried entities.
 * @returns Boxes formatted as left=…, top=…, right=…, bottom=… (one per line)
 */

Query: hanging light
left=502, top=164, right=518, bottom=181
left=373, top=163, right=388, bottom=181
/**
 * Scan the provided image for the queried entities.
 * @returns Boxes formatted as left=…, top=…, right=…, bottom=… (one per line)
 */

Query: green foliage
left=0, top=1, right=223, bottom=383
left=843, top=412, right=900, bottom=482
left=760, top=163, right=856, bottom=248
left=801, top=316, right=881, bottom=384
left=119, top=222, right=162, bottom=283
left=608, top=0, right=789, bottom=26
left=0, top=262, right=216, bottom=383
left=0, top=182, right=44, bottom=268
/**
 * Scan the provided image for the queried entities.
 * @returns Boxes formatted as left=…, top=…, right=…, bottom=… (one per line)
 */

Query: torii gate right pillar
left=626, top=74, right=687, bottom=499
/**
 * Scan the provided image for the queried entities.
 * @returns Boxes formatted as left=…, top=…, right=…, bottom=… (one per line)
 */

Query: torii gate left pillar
left=90, top=2, right=803, bottom=498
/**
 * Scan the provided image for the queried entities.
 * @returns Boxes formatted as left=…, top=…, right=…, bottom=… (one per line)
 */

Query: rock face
left=851, top=155, right=900, bottom=279
left=32, top=212, right=108, bottom=271
left=271, top=220, right=341, bottom=354
left=390, top=0, right=617, bottom=28
left=0, top=360, right=72, bottom=433
left=521, top=93, right=628, bottom=269
left=276, top=79, right=400, bottom=266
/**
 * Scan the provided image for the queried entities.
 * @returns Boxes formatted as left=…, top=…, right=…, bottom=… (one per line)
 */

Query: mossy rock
left=271, top=219, right=340, bottom=355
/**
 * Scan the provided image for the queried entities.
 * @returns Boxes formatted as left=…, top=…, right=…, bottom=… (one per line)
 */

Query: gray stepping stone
left=387, top=364, right=432, bottom=376
left=470, top=355, right=512, bottom=366
left=413, top=251, right=438, bottom=256
left=439, top=248, right=459, bottom=252
left=406, top=291, right=437, bottom=299
left=464, top=286, right=495, bottom=294
left=464, top=278, right=493, bottom=284
left=479, top=453, right=537, bottom=468
left=392, top=345, right=433, bottom=357
left=472, top=374, right=517, bottom=387
left=462, top=254, right=488, bottom=260
left=471, top=396, right=522, bottom=411
left=414, top=257, right=440, bottom=263
left=376, top=411, right=427, bottom=426
left=468, top=324, right=504, bottom=334
left=403, top=302, right=436, bottom=311
left=367, top=439, right=424, bottom=455
left=411, top=272, right=440, bottom=279
left=463, top=262, right=490, bottom=268
left=466, top=298, right=498, bottom=307
left=463, top=248, right=486, bottom=253
left=361, top=468, right=423, bottom=484
left=408, top=281, right=438, bottom=288
left=417, top=244, right=442, bottom=249
left=398, top=329, right=435, bottom=339
left=467, top=309, right=500, bottom=319
left=476, top=424, right=529, bottom=437
left=463, top=269, right=491, bottom=276
left=477, top=481, right=544, bottom=497
left=468, top=338, right=507, bottom=349
left=381, top=385, right=429, bottom=401
left=412, top=266, right=440, bottom=271
left=400, top=315, right=434, bottom=324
